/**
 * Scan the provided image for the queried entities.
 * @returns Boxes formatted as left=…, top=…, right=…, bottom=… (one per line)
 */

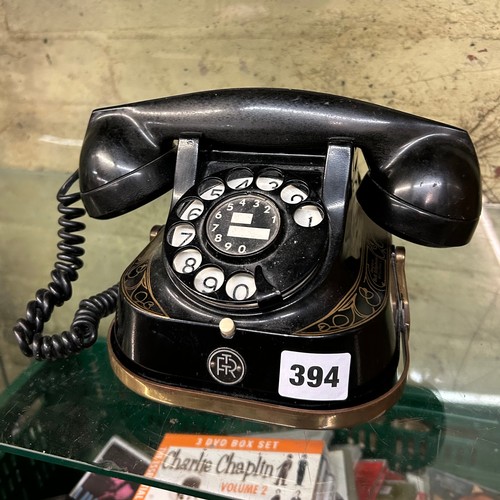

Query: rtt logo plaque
left=207, top=348, right=246, bottom=385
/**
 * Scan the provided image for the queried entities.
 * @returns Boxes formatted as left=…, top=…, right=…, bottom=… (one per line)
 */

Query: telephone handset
left=13, top=89, right=481, bottom=429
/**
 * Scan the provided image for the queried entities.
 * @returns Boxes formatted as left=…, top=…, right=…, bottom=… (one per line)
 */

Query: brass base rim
left=107, top=328, right=410, bottom=429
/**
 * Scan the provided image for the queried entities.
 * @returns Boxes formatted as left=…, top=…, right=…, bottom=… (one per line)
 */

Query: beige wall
left=1, top=0, right=499, bottom=200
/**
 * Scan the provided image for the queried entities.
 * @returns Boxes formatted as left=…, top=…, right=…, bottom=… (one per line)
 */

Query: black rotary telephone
left=13, top=89, right=481, bottom=429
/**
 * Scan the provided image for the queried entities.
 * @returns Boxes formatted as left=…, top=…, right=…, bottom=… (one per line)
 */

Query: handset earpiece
left=78, top=105, right=178, bottom=219
left=356, top=130, right=482, bottom=247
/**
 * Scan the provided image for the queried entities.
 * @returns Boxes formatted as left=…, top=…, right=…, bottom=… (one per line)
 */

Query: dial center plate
left=205, top=194, right=281, bottom=256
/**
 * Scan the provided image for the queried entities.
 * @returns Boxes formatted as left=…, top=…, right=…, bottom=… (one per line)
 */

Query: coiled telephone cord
left=13, top=171, right=118, bottom=360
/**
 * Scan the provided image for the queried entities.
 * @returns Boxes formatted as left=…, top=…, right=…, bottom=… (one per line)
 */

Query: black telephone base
left=108, top=325, right=409, bottom=429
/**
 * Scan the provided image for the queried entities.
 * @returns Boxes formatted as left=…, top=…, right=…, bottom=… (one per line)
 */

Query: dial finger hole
left=226, top=168, right=254, bottom=190
left=225, top=273, right=257, bottom=301
left=198, top=178, right=225, bottom=200
left=176, top=198, right=204, bottom=221
left=256, top=169, right=284, bottom=191
left=173, top=248, right=202, bottom=274
left=293, top=204, right=324, bottom=227
left=280, top=182, right=310, bottom=204
left=194, top=266, right=225, bottom=294
left=167, top=223, right=196, bottom=247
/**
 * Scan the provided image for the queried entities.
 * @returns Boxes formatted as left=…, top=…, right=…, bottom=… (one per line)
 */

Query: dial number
left=226, top=168, right=254, bottom=190
left=167, top=223, right=196, bottom=247
left=176, top=198, right=204, bottom=221
left=293, top=204, right=324, bottom=227
left=198, top=178, right=225, bottom=200
left=280, top=182, right=310, bottom=204
left=256, top=169, right=284, bottom=191
left=173, top=248, right=202, bottom=274
left=194, top=266, right=225, bottom=294
left=225, top=273, right=256, bottom=301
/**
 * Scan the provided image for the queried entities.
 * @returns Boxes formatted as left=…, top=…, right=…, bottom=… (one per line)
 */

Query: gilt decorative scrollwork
left=300, top=240, right=388, bottom=334
left=122, top=250, right=168, bottom=317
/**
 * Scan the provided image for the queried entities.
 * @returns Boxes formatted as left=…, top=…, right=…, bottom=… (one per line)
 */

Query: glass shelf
left=0, top=338, right=276, bottom=498
left=1, top=337, right=500, bottom=499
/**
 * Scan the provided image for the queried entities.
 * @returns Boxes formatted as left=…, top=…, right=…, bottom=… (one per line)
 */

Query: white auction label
left=278, top=350, right=351, bottom=401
